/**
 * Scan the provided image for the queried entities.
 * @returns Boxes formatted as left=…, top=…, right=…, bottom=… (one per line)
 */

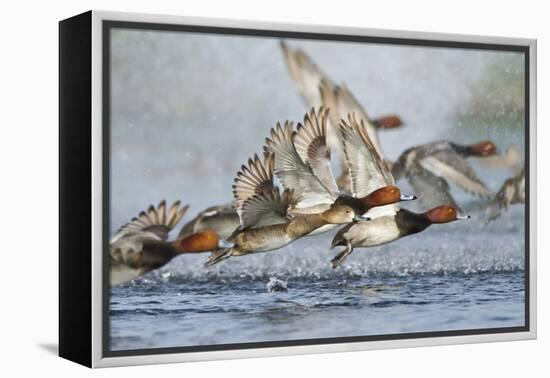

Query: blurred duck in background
left=110, top=200, right=233, bottom=286
left=390, top=140, right=499, bottom=210
left=280, top=41, right=403, bottom=188
left=487, top=168, right=525, bottom=221
left=205, top=152, right=365, bottom=266
left=330, top=116, right=471, bottom=268
left=178, top=203, right=239, bottom=240
left=280, top=42, right=403, bottom=134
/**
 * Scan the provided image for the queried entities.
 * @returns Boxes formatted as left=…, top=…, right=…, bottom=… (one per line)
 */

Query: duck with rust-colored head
left=390, top=139, right=505, bottom=210
left=263, top=108, right=414, bottom=238
left=331, top=204, right=470, bottom=268
left=204, top=153, right=365, bottom=267
left=110, top=200, right=233, bottom=286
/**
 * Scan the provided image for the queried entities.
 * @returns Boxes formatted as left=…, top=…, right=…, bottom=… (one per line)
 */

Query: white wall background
left=0, top=0, right=546, bottom=376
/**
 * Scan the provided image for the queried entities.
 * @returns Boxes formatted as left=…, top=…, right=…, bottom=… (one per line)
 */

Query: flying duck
left=204, top=152, right=365, bottom=266
left=178, top=202, right=240, bottom=240
left=330, top=115, right=470, bottom=268
left=391, top=140, right=498, bottom=209
left=264, top=107, right=414, bottom=234
left=110, top=200, right=233, bottom=285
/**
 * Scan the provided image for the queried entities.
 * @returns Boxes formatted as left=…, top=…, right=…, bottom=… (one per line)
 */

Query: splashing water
left=267, top=277, right=289, bottom=293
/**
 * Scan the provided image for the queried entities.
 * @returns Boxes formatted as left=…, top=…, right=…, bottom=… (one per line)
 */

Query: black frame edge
left=59, top=10, right=93, bottom=368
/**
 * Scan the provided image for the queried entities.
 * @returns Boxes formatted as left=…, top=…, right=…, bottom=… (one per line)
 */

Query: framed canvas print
left=59, top=10, right=537, bottom=368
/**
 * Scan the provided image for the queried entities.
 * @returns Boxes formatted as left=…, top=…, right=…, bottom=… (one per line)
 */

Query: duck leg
left=331, top=241, right=354, bottom=269
left=204, top=248, right=233, bottom=267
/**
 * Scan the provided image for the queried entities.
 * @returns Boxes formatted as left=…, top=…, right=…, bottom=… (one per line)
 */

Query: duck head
left=174, top=230, right=235, bottom=253
left=321, top=205, right=369, bottom=224
left=365, top=185, right=417, bottom=208
left=424, top=204, right=471, bottom=224
left=372, top=115, right=404, bottom=129
left=470, top=141, right=498, bottom=157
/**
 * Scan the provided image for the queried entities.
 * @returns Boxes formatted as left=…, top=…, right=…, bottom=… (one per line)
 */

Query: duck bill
left=353, top=215, right=371, bottom=222
left=400, top=192, right=417, bottom=201
left=217, top=239, right=235, bottom=249
left=456, top=212, right=471, bottom=220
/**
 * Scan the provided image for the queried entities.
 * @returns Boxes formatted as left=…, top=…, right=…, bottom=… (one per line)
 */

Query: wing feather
left=407, top=164, right=458, bottom=209
left=280, top=41, right=332, bottom=108
left=419, top=153, right=493, bottom=198
left=111, top=200, right=189, bottom=243
left=232, top=153, right=275, bottom=204
left=232, top=153, right=293, bottom=229
left=293, top=107, right=339, bottom=195
left=239, top=188, right=296, bottom=230
left=321, top=83, right=384, bottom=158
left=339, top=114, right=394, bottom=199
left=264, top=121, right=337, bottom=211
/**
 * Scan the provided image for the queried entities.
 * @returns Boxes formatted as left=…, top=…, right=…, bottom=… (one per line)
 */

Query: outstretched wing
left=339, top=114, right=395, bottom=199
left=419, top=151, right=493, bottom=198
left=264, top=120, right=337, bottom=212
left=239, top=188, right=296, bottom=230
left=111, top=200, right=189, bottom=243
left=177, top=203, right=238, bottom=239
left=232, top=153, right=291, bottom=229
left=320, top=82, right=384, bottom=158
left=293, top=107, right=339, bottom=194
left=280, top=41, right=333, bottom=108
left=407, top=164, right=458, bottom=209
left=233, top=153, right=276, bottom=204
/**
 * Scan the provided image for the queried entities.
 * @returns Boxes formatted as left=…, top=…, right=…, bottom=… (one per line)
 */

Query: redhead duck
left=280, top=41, right=403, bottom=185
left=391, top=140, right=498, bottom=209
left=178, top=202, right=239, bottom=240
left=263, top=108, right=414, bottom=237
left=110, top=200, right=233, bottom=286
left=488, top=168, right=525, bottom=220
left=331, top=204, right=470, bottom=267
left=329, top=115, right=471, bottom=267
left=204, top=153, right=365, bottom=266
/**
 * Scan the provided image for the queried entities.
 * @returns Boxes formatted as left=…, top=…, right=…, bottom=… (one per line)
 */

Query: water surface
left=110, top=207, right=525, bottom=350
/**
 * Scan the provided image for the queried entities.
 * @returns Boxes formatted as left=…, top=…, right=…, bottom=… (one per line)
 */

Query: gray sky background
left=109, top=28, right=525, bottom=231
